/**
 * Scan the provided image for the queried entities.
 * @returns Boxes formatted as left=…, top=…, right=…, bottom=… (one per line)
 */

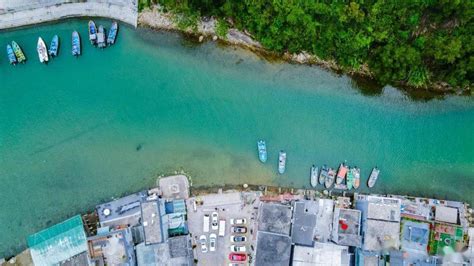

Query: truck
left=218, top=220, right=226, bottom=237
left=203, top=214, right=210, bottom=233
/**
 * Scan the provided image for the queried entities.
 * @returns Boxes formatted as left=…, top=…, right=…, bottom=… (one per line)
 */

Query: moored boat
left=367, top=167, right=380, bottom=188
left=88, top=20, right=97, bottom=45
left=107, top=21, right=118, bottom=45
left=72, top=31, right=81, bottom=56
left=319, top=165, right=328, bottom=185
left=346, top=168, right=354, bottom=190
left=37, top=37, right=48, bottom=63
left=49, top=35, right=59, bottom=57
left=257, top=140, right=267, bottom=163
left=310, top=165, right=319, bottom=188
left=97, top=25, right=106, bottom=48
left=325, top=168, right=336, bottom=188
left=353, top=167, right=361, bottom=189
left=7, top=44, right=17, bottom=65
left=12, top=41, right=26, bottom=63
left=336, top=162, right=348, bottom=185
left=278, top=151, right=286, bottom=174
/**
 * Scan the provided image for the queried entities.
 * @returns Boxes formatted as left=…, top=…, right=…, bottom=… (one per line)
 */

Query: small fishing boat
left=319, top=165, right=328, bottom=185
left=325, top=168, right=336, bottom=188
left=37, top=37, right=48, bottom=63
left=49, top=35, right=59, bottom=57
left=257, top=140, right=267, bottom=163
left=88, top=20, right=97, bottom=45
left=336, top=162, right=348, bottom=185
left=107, top=21, right=118, bottom=45
left=97, top=25, right=106, bottom=48
left=12, top=41, right=26, bottom=63
left=346, top=168, right=354, bottom=190
left=7, top=44, right=17, bottom=65
left=310, top=165, right=319, bottom=188
left=278, top=151, right=286, bottom=174
left=353, top=167, right=361, bottom=189
left=367, top=167, right=380, bottom=188
left=72, top=31, right=81, bottom=56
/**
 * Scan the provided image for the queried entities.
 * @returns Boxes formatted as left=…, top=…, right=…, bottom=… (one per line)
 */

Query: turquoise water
left=0, top=19, right=473, bottom=256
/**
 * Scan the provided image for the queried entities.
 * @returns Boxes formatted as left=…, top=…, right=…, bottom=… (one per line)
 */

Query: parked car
left=203, top=214, right=210, bottom=233
left=209, top=233, right=217, bottom=252
left=229, top=252, right=247, bottom=262
left=230, top=218, right=247, bottom=225
left=199, top=235, right=208, bottom=253
left=231, top=226, right=247, bottom=234
left=211, top=212, right=219, bottom=230
left=230, top=245, right=246, bottom=252
left=230, top=235, right=247, bottom=242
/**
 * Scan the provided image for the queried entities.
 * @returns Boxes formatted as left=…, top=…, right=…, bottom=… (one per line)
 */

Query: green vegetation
left=146, top=1, right=473, bottom=91
left=216, top=18, right=229, bottom=39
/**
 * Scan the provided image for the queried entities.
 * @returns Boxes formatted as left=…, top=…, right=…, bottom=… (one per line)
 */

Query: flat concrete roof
left=96, top=191, right=147, bottom=227
left=314, top=198, right=334, bottom=242
left=255, top=231, right=292, bottom=266
left=365, top=196, right=401, bottom=222
left=435, top=205, right=458, bottom=224
left=291, top=201, right=317, bottom=246
left=292, top=242, right=350, bottom=266
left=401, top=220, right=429, bottom=254
left=88, top=228, right=136, bottom=266
left=136, top=235, right=194, bottom=266
left=332, top=208, right=362, bottom=247
left=141, top=200, right=163, bottom=245
left=363, top=219, right=400, bottom=251
left=257, top=202, right=292, bottom=235
left=159, top=175, right=189, bottom=200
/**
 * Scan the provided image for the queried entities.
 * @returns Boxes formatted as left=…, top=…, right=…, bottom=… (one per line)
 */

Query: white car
left=211, top=212, right=219, bottom=230
left=209, top=233, right=217, bottom=252
left=230, top=218, right=247, bottom=225
left=199, top=235, right=208, bottom=253
left=230, top=245, right=246, bottom=252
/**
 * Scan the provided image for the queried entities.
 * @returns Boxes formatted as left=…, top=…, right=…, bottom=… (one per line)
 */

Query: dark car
left=231, top=226, right=247, bottom=234
left=229, top=252, right=247, bottom=262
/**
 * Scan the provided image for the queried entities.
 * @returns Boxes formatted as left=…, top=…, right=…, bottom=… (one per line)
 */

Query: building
left=435, top=205, right=458, bottom=224
left=255, top=231, right=292, bottom=266
left=356, top=195, right=401, bottom=251
left=292, top=242, right=351, bottom=266
left=331, top=208, right=362, bottom=247
left=141, top=200, right=165, bottom=245
left=136, top=235, right=194, bottom=266
left=88, top=227, right=136, bottom=266
left=291, top=200, right=318, bottom=246
left=27, top=215, right=89, bottom=266
left=257, top=202, right=292, bottom=235
left=96, top=191, right=148, bottom=228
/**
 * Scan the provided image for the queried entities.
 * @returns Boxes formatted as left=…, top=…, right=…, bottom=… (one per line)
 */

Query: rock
left=212, top=35, right=218, bottom=41
left=198, top=35, right=204, bottom=42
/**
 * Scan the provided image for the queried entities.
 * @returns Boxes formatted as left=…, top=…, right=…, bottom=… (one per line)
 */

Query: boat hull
left=257, top=140, right=267, bottom=163
left=72, top=31, right=81, bottom=56
left=49, top=35, right=59, bottom=57
left=107, top=21, right=118, bottom=45
left=367, top=167, right=380, bottom=188
left=37, top=37, right=49, bottom=63
left=310, top=166, right=319, bottom=188
left=7, top=44, right=17, bottom=64
left=278, top=151, right=286, bottom=174
left=12, top=41, right=26, bottom=63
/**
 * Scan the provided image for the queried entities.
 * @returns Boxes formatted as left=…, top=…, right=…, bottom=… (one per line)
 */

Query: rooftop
left=96, top=191, right=148, bottom=228
left=364, top=196, right=401, bottom=222
left=88, top=228, right=136, bottom=266
left=332, top=208, right=362, bottom=247
left=141, top=200, right=164, bottom=245
left=159, top=175, right=190, bottom=200
left=255, top=231, right=292, bottom=266
left=435, top=205, right=458, bottom=224
left=292, top=242, right=350, bottom=266
left=401, top=220, right=430, bottom=254
left=135, top=235, right=193, bottom=266
left=314, top=198, right=334, bottom=242
left=257, top=202, right=292, bottom=235
left=363, top=219, right=400, bottom=251
left=291, top=201, right=318, bottom=246
left=27, top=215, right=88, bottom=266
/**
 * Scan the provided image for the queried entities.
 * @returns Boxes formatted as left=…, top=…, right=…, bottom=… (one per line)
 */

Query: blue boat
left=88, top=20, right=97, bottom=45
left=72, top=31, right=81, bottom=56
left=49, top=35, right=59, bottom=57
left=7, top=44, right=17, bottom=65
left=257, top=140, right=267, bottom=163
left=107, top=21, right=118, bottom=45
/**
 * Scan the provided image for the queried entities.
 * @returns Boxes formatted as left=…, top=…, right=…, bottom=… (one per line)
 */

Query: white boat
left=278, top=151, right=286, bottom=174
left=367, top=167, right=380, bottom=188
left=37, top=37, right=48, bottom=63
left=310, top=165, right=319, bottom=188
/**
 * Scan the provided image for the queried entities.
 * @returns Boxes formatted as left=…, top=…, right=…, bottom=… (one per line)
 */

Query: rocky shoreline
left=138, top=6, right=470, bottom=97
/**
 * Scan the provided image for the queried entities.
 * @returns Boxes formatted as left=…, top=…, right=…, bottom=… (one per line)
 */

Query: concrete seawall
left=0, top=0, right=138, bottom=30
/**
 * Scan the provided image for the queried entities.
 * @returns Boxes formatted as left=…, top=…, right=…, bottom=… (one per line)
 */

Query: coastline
left=137, top=6, right=471, bottom=97
left=0, top=0, right=138, bottom=30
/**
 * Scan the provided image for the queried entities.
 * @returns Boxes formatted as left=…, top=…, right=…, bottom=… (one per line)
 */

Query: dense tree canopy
left=145, top=0, right=473, bottom=90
